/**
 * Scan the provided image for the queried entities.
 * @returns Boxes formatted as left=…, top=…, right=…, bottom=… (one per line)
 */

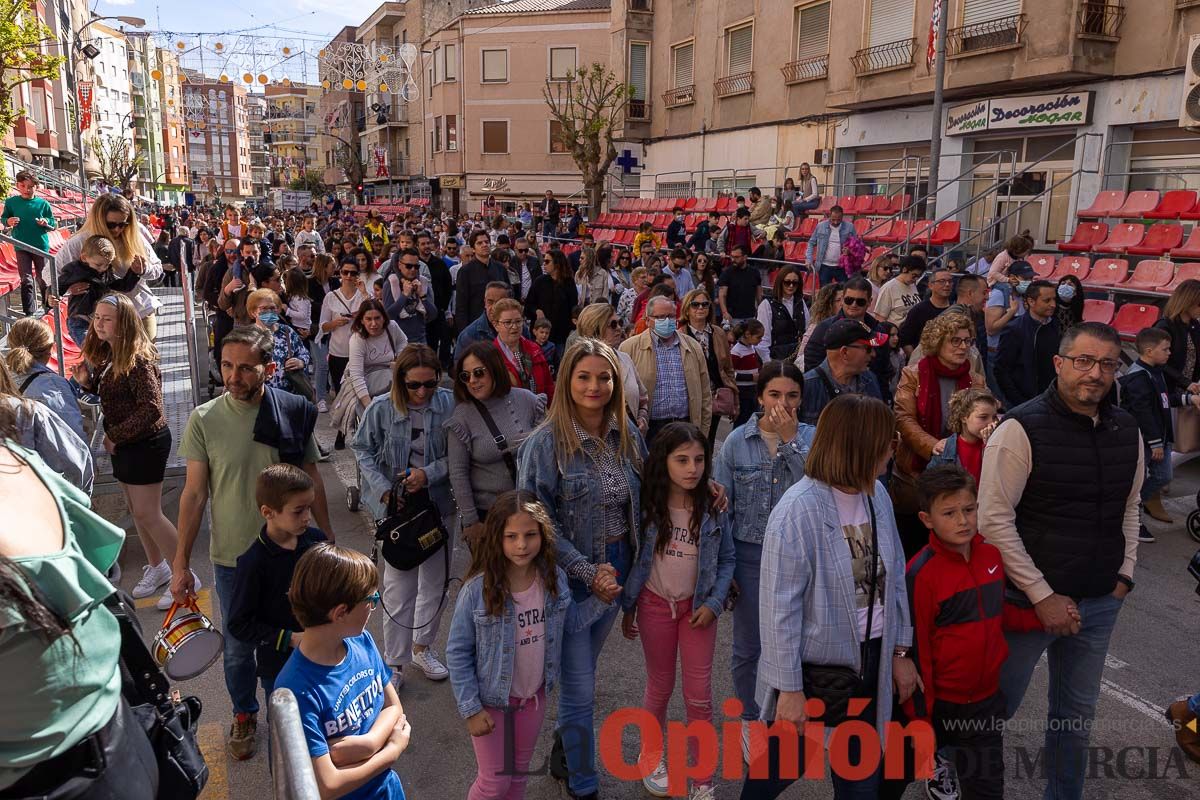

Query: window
left=868, top=0, right=915, bottom=48
left=481, top=120, right=508, bottom=153
left=963, top=0, right=1021, bottom=26
left=434, top=47, right=444, bottom=84
left=794, top=1, right=831, bottom=60
left=446, top=115, right=457, bottom=151
left=671, top=41, right=694, bottom=88
left=725, top=24, right=753, bottom=75
left=433, top=116, right=442, bottom=151
left=628, top=42, right=648, bottom=118
left=482, top=49, right=508, bottom=83
left=550, top=119, right=568, bottom=153
left=549, top=47, right=576, bottom=80
left=444, top=44, right=457, bottom=81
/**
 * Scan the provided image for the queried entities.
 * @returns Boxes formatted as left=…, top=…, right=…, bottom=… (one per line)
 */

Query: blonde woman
left=574, top=246, right=613, bottom=305
left=76, top=293, right=192, bottom=609
left=794, top=282, right=844, bottom=371
left=5, top=316, right=85, bottom=440
left=865, top=253, right=893, bottom=295
left=576, top=302, right=649, bottom=433
left=517, top=337, right=646, bottom=798
left=49, top=194, right=163, bottom=337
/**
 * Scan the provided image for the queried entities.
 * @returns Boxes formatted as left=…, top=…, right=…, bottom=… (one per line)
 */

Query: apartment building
left=87, top=24, right=133, bottom=154
left=157, top=50, right=189, bottom=202
left=246, top=95, right=272, bottom=198
left=183, top=74, right=253, bottom=201
left=264, top=82, right=322, bottom=189
left=423, top=0, right=611, bottom=213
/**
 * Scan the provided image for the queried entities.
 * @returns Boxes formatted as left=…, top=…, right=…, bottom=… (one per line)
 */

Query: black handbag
left=801, top=497, right=880, bottom=727
left=375, top=481, right=449, bottom=571
left=109, top=594, right=209, bottom=799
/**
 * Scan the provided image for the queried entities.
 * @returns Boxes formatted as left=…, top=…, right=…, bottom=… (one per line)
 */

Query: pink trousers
left=467, top=688, right=546, bottom=800
left=637, top=589, right=719, bottom=784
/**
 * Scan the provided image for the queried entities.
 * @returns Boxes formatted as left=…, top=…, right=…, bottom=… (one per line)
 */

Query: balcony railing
left=1077, top=2, right=1126, bottom=40
left=781, top=54, right=828, bottom=84
left=662, top=85, right=695, bottom=108
left=628, top=99, right=649, bottom=120
left=946, top=14, right=1026, bottom=56
left=851, top=38, right=916, bottom=76
left=715, top=71, right=754, bottom=98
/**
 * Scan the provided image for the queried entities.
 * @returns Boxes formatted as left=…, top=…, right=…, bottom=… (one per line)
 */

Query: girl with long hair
left=5, top=316, right=85, bottom=440
left=621, top=423, right=734, bottom=800
left=525, top=248, right=578, bottom=350
left=445, top=490, right=571, bottom=800
left=77, top=293, right=189, bottom=610
left=309, top=252, right=339, bottom=409
left=575, top=246, right=613, bottom=305
left=794, top=282, right=843, bottom=370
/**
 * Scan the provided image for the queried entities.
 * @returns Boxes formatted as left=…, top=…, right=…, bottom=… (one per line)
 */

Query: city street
left=108, top=419, right=1200, bottom=800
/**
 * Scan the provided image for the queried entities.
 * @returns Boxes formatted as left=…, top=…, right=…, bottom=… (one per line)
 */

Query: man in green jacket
left=2, top=171, right=57, bottom=315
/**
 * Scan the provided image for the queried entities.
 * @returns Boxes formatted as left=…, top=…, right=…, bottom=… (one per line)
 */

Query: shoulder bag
left=800, top=496, right=880, bottom=727
left=283, top=333, right=316, bottom=403
left=375, top=480, right=449, bottom=571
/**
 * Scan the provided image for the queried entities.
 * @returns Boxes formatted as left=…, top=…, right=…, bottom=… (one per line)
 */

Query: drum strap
left=108, top=594, right=173, bottom=711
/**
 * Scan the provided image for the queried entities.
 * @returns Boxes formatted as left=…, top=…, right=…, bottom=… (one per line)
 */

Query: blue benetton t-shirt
left=275, top=631, right=405, bottom=800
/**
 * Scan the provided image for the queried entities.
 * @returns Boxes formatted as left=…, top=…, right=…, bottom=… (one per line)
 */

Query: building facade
left=246, top=95, right=271, bottom=199
left=87, top=23, right=133, bottom=161
left=264, top=82, right=322, bottom=189
left=157, top=50, right=189, bottom=202
left=317, top=26, right=362, bottom=197
left=183, top=74, right=253, bottom=202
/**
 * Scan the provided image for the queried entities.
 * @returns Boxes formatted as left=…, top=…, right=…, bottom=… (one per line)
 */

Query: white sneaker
left=689, top=783, right=716, bottom=800
left=642, top=756, right=670, bottom=797
left=157, top=570, right=200, bottom=611
left=925, top=750, right=961, bottom=800
left=317, top=399, right=328, bottom=413
left=132, top=560, right=171, bottom=599
left=412, top=648, right=449, bottom=681
left=389, top=666, right=405, bottom=692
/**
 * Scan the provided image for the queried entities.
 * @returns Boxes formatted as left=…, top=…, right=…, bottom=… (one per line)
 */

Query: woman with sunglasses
left=524, top=249, right=578, bottom=351
left=757, top=266, right=808, bottom=361
left=678, top=288, right=736, bottom=447
left=351, top=344, right=456, bottom=690
left=576, top=302, right=649, bottom=435
left=446, top=341, right=545, bottom=546
left=51, top=195, right=163, bottom=338
left=318, top=260, right=368, bottom=395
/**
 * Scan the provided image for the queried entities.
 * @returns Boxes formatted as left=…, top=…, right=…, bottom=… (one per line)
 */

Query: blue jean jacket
left=805, top=220, right=858, bottom=269
left=926, top=433, right=961, bottom=470
left=713, top=414, right=816, bottom=545
left=445, top=567, right=573, bottom=717
left=622, top=509, right=736, bottom=618
left=350, top=387, right=455, bottom=519
left=517, top=425, right=645, bottom=631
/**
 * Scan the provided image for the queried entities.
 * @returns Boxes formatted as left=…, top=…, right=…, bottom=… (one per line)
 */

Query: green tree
left=289, top=169, right=326, bottom=193
left=0, top=0, right=65, bottom=193
left=89, top=133, right=144, bottom=189
left=543, top=63, right=634, bottom=214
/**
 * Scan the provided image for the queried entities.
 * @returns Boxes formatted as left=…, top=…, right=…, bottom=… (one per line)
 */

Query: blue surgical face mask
left=1057, top=283, right=1076, bottom=302
left=652, top=317, right=676, bottom=338
left=257, top=311, right=281, bottom=327
left=1016, top=280, right=1032, bottom=296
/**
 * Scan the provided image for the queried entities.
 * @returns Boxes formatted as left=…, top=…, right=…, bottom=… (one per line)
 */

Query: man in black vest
left=978, top=321, right=1141, bottom=800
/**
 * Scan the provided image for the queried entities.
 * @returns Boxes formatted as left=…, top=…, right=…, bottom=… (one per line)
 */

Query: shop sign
left=946, top=91, right=1093, bottom=136
left=481, top=176, right=508, bottom=192
left=439, top=175, right=463, bottom=189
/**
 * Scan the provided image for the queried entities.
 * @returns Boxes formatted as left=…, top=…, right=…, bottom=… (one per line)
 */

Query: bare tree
left=543, top=63, right=634, bottom=214
left=89, top=134, right=144, bottom=190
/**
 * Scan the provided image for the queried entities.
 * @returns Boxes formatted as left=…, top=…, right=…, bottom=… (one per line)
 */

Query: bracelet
left=893, top=647, right=910, bottom=659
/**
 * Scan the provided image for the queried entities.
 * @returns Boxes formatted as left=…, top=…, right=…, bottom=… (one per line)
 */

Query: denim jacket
left=805, top=219, right=858, bottom=268
left=926, top=434, right=961, bottom=470
left=517, top=424, right=645, bottom=631
left=350, top=387, right=455, bottom=519
left=713, top=414, right=816, bottom=544
left=445, top=567, right=573, bottom=717
left=622, top=509, right=736, bottom=618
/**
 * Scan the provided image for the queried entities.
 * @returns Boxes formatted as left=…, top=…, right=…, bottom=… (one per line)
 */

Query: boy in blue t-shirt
left=275, top=543, right=410, bottom=799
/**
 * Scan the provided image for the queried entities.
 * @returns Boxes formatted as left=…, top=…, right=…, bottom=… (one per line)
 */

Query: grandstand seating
left=1120, top=259, right=1175, bottom=291
left=1084, top=258, right=1130, bottom=287
left=1159, top=262, right=1200, bottom=292
left=1147, top=190, right=1198, bottom=220
left=1114, top=191, right=1160, bottom=219
left=1112, top=303, right=1161, bottom=340
left=1170, top=228, right=1200, bottom=260
left=1081, top=299, right=1115, bottom=325
left=1125, top=223, right=1184, bottom=257
left=1077, top=191, right=1125, bottom=219
left=1029, top=254, right=1057, bottom=278
left=1058, top=222, right=1109, bottom=253
left=1052, top=256, right=1092, bottom=282
left=1095, top=223, right=1145, bottom=254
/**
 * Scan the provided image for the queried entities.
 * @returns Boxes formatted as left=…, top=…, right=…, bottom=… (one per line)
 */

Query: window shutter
left=482, top=121, right=507, bottom=153
left=482, top=50, right=507, bottom=82
left=868, top=0, right=915, bottom=49
left=629, top=42, right=648, bottom=100
left=550, top=47, right=575, bottom=79
left=797, top=2, right=830, bottom=60
left=727, top=25, right=753, bottom=74
left=963, top=0, right=1022, bottom=26
left=672, top=43, right=693, bottom=88
left=444, top=44, right=457, bottom=80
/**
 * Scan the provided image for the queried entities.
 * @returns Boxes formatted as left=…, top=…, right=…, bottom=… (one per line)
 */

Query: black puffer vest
left=768, top=298, right=803, bottom=360
left=1005, top=382, right=1139, bottom=598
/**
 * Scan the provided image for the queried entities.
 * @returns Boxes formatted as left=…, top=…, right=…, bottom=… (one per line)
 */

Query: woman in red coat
left=491, top=297, right=554, bottom=400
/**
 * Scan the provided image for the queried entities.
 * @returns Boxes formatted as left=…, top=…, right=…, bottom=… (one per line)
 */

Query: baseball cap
left=826, top=318, right=889, bottom=350
left=1007, top=259, right=1035, bottom=278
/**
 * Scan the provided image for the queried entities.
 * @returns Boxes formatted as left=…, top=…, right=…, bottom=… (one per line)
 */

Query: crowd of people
left=2, top=171, right=1199, bottom=800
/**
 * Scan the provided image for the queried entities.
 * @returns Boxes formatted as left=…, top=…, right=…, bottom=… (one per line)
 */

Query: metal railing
left=851, top=38, right=916, bottom=75
left=628, top=99, right=650, bottom=120
left=1077, top=1, right=1126, bottom=39
left=781, top=54, right=829, bottom=84
left=715, top=72, right=754, bottom=97
left=662, top=85, right=695, bottom=108
left=0, top=233, right=64, bottom=374
left=946, top=13, right=1026, bottom=56
left=269, top=689, right=320, bottom=799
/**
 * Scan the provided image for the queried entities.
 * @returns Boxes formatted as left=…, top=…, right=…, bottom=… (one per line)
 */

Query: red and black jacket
left=904, top=533, right=1009, bottom=720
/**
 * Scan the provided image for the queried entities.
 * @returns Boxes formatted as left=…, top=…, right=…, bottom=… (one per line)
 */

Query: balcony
left=628, top=99, right=649, bottom=120
left=946, top=14, right=1026, bottom=57
left=715, top=71, right=754, bottom=98
left=1077, top=2, right=1125, bottom=41
left=662, top=85, right=695, bottom=108
left=852, top=38, right=916, bottom=76
left=781, top=54, right=828, bottom=84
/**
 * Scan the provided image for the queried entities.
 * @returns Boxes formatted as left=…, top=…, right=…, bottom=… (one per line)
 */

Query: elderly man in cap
left=800, top=317, right=887, bottom=424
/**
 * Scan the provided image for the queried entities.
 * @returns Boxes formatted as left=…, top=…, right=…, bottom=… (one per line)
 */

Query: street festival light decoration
left=317, top=41, right=420, bottom=102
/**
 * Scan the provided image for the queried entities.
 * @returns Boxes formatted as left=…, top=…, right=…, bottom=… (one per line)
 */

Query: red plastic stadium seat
left=836, top=195, right=856, bottom=214
left=878, top=220, right=908, bottom=244
left=1029, top=254, right=1057, bottom=278
left=1058, top=222, right=1108, bottom=253
left=812, top=196, right=836, bottom=216
left=849, top=196, right=874, bottom=215
left=1084, top=258, right=1130, bottom=287
left=1146, top=190, right=1197, bottom=220
left=1081, top=299, right=1115, bottom=325
left=1077, top=190, right=1126, bottom=219
left=1169, top=228, right=1200, bottom=259
left=909, top=220, right=935, bottom=245
left=885, top=194, right=912, bottom=215
left=1113, top=303, right=1161, bottom=341
left=1159, top=262, right=1200, bottom=292
left=1120, top=260, right=1174, bottom=291
left=1114, top=191, right=1160, bottom=219
left=1125, top=223, right=1183, bottom=256
left=860, top=219, right=893, bottom=242
left=802, top=270, right=818, bottom=297
left=694, top=198, right=716, bottom=213
left=1051, top=256, right=1092, bottom=282
left=784, top=241, right=805, bottom=262
left=929, top=220, right=961, bottom=246
left=1095, top=223, right=1145, bottom=254
left=853, top=218, right=872, bottom=238
left=866, top=245, right=890, bottom=264
left=682, top=197, right=698, bottom=211
left=869, top=195, right=892, bottom=215
left=715, top=196, right=735, bottom=214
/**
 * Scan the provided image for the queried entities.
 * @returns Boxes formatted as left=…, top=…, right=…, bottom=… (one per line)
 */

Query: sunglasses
left=690, top=301, right=711, bottom=309
left=400, top=261, right=419, bottom=269
left=341, top=270, right=360, bottom=277
left=224, top=249, right=238, bottom=255
left=459, top=367, right=489, bottom=382
left=843, top=296, right=869, bottom=307
left=782, top=280, right=801, bottom=287
left=606, top=319, right=621, bottom=330
left=361, top=591, right=381, bottom=611
left=405, top=379, right=439, bottom=391
left=107, top=219, right=130, bottom=230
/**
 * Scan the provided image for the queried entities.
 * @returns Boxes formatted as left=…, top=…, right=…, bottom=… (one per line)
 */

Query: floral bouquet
left=839, top=234, right=869, bottom=276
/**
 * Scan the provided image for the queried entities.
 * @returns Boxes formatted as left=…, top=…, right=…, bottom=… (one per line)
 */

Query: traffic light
left=356, top=183, right=364, bottom=194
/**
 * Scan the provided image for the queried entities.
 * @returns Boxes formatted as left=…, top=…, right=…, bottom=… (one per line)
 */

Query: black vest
left=768, top=298, right=803, bottom=360
left=1005, top=383, right=1139, bottom=598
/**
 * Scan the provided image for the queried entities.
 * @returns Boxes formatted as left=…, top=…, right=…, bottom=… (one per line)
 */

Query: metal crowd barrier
left=269, top=688, right=320, bottom=799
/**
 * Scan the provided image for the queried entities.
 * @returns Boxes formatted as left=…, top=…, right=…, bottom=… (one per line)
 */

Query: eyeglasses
left=224, top=249, right=239, bottom=255
left=362, top=591, right=381, bottom=611
left=606, top=319, right=621, bottom=331
left=400, top=261, right=419, bottom=269
left=107, top=219, right=129, bottom=230
left=496, top=319, right=523, bottom=328
left=1065, top=355, right=1121, bottom=374
left=341, top=270, right=359, bottom=277
left=516, top=248, right=529, bottom=254
left=782, top=280, right=800, bottom=287
left=843, top=296, right=869, bottom=307
left=690, top=301, right=711, bottom=309
left=405, top=379, right=440, bottom=391
left=459, top=367, right=489, bottom=382
left=949, top=336, right=976, bottom=348
left=929, top=278, right=954, bottom=286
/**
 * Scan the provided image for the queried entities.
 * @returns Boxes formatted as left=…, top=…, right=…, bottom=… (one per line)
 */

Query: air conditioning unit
left=813, top=148, right=834, bottom=166
left=1179, top=33, right=1200, bottom=129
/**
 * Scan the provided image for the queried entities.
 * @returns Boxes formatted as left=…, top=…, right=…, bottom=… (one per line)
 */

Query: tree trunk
left=586, top=179, right=604, bottom=216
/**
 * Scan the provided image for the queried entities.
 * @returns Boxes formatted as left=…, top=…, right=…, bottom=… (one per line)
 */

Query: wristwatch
left=1116, top=575, right=1134, bottom=593
left=893, top=646, right=910, bottom=659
